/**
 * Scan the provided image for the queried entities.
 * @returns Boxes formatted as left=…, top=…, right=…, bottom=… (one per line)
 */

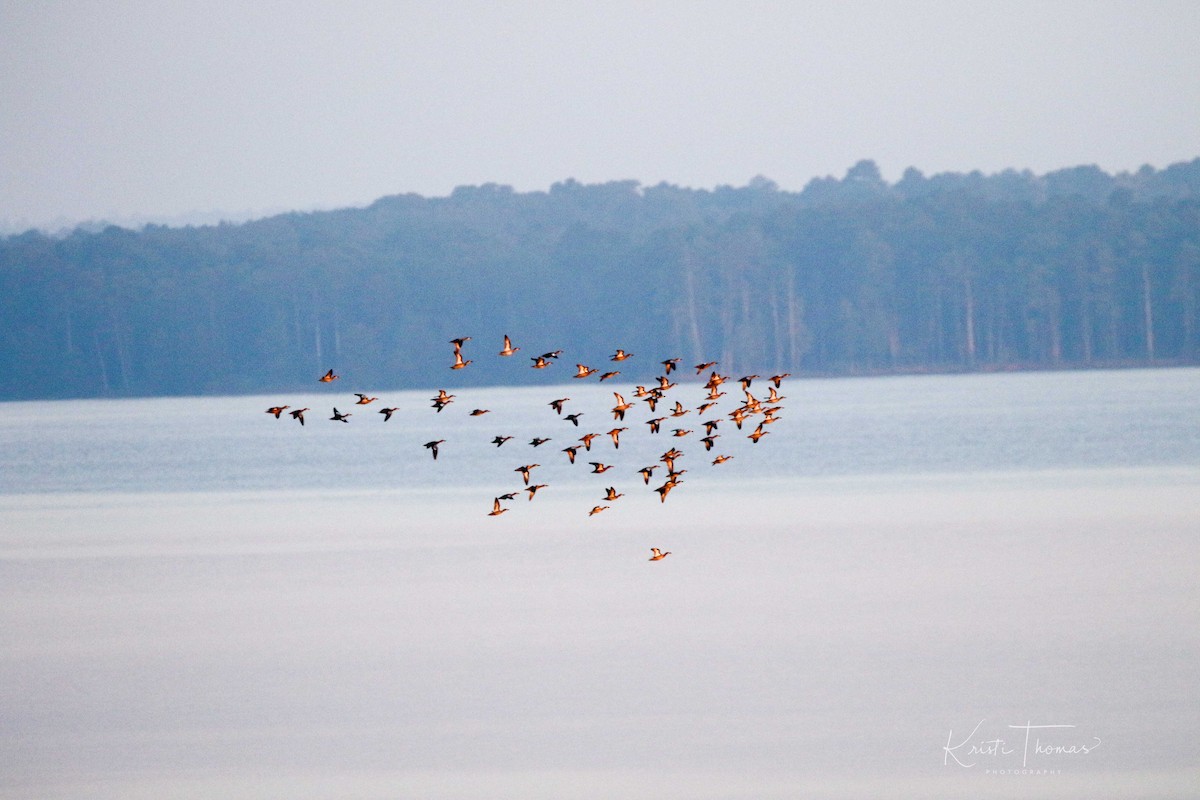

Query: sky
left=2, top=0, right=1199, bottom=231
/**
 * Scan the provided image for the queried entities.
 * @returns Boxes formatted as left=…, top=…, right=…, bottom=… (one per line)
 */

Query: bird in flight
left=499, top=334, right=520, bottom=356
left=661, top=358, right=681, bottom=374
left=424, top=439, right=445, bottom=459
left=549, top=398, right=570, bottom=414
left=319, top=369, right=338, bottom=383
left=649, top=548, right=672, bottom=561
left=574, top=364, right=598, bottom=379
left=589, top=462, right=613, bottom=474
left=330, top=408, right=351, bottom=423
left=492, top=435, right=513, bottom=446
left=378, top=407, right=399, bottom=421
left=266, top=405, right=289, bottom=418
left=488, top=498, right=508, bottom=516
left=603, top=486, right=624, bottom=501
left=290, top=408, right=309, bottom=425
left=611, top=349, right=633, bottom=361
left=515, top=464, right=540, bottom=485
left=588, top=505, right=610, bottom=516
left=562, top=445, right=579, bottom=464
left=470, top=408, right=490, bottom=416
left=355, top=393, right=377, bottom=405
left=564, top=412, right=584, bottom=426
left=451, top=350, right=472, bottom=370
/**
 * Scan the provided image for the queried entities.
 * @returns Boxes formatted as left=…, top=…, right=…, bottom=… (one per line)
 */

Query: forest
left=1, top=158, right=1199, bottom=400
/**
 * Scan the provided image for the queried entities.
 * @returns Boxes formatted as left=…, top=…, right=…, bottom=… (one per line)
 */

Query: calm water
left=2, top=368, right=1198, bottom=798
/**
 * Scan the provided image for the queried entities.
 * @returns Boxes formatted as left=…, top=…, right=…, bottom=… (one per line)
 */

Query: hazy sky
left=2, top=1, right=1199, bottom=229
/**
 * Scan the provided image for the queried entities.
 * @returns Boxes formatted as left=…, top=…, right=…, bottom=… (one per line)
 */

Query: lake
left=2, top=367, right=1198, bottom=799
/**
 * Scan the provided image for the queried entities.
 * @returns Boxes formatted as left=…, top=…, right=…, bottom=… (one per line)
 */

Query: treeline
left=2, top=159, right=1199, bottom=400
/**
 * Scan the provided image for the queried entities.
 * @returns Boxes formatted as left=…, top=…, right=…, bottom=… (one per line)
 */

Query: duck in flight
left=526, top=483, right=548, bottom=500
left=290, top=408, right=309, bottom=425
left=266, top=405, right=290, bottom=418
left=378, top=407, right=399, bottom=421
left=611, top=349, right=633, bottom=361
left=564, top=412, right=584, bottom=426
left=451, top=350, right=472, bottom=370
left=603, top=486, right=624, bottom=501
left=608, top=427, right=628, bottom=448
left=562, top=445, right=579, bottom=464
left=355, top=393, right=377, bottom=405
left=649, top=548, right=671, bottom=561
left=424, top=439, right=445, bottom=459
left=488, top=498, right=508, bottom=516
left=515, top=464, right=540, bottom=485
left=330, top=408, right=351, bottom=423
left=588, top=505, right=610, bottom=516
left=499, top=335, right=520, bottom=356
left=319, top=369, right=338, bottom=383
left=661, top=358, right=681, bottom=374
left=574, top=364, right=598, bottom=379
left=492, top=435, right=513, bottom=446
left=589, top=462, right=613, bottom=474
left=550, top=397, right=570, bottom=414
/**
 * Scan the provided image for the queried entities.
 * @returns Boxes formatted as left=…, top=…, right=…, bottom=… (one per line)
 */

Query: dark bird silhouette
left=450, top=336, right=471, bottom=350
left=694, top=361, right=717, bottom=373
left=661, top=358, right=681, bottom=374
left=646, top=417, right=666, bottom=434
left=589, top=462, right=613, bottom=474
left=424, top=439, right=445, bottom=459
left=608, top=427, right=628, bottom=448
left=564, top=412, right=584, bottom=426
left=599, top=371, right=621, bottom=381
left=290, top=408, right=309, bottom=425
left=515, top=464, right=540, bottom=485
left=266, top=405, right=289, bottom=418
left=562, top=445, right=579, bottom=464
left=700, top=434, right=719, bottom=451
left=530, top=437, right=552, bottom=447
left=379, top=407, right=399, bottom=421
left=330, top=408, right=351, bottom=423
left=579, top=433, right=599, bottom=451
left=549, top=398, right=570, bottom=414
left=470, top=408, right=490, bottom=416
left=638, top=465, right=659, bottom=485
left=526, top=483, right=548, bottom=500
left=770, top=373, right=791, bottom=388
left=492, top=435, right=513, bottom=446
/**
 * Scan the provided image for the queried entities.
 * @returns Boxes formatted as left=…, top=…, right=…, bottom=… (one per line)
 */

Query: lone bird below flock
left=424, top=439, right=445, bottom=460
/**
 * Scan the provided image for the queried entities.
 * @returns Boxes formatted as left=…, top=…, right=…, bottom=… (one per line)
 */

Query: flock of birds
left=265, top=334, right=790, bottom=562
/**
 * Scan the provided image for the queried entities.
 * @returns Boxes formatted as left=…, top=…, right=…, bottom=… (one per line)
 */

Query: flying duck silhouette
left=266, top=405, right=289, bottom=418
left=515, top=464, right=540, bottom=485
left=564, top=412, right=584, bottom=426
left=769, top=373, right=791, bottom=388
left=694, top=361, right=717, bottom=373
left=290, top=408, right=309, bottom=425
left=579, top=432, right=599, bottom=450
left=712, top=454, right=734, bottom=465
left=424, top=439, right=445, bottom=459
left=608, top=427, right=628, bottom=448
left=589, top=462, right=613, bottom=474
left=638, top=465, right=659, bottom=484
left=492, top=435, right=513, bottom=446
left=378, top=407, right=399, bottom=421
left=549, top=398, right=570, bottom=414
left=599, top=371, right=621, bottom=381
left=588, top=505, right=610, bottom=516
left=661, top=358, right=681, bottom=373
left=530, top=437, right=552, bottom=447
left=526, top=483, right=548, bottom=500
left=611, top=393, right=633, bottom=420
left=470, top=408, right=490, bottom=416
left=330, top=408, right=351, bottom=423
left=562, top=445, right=579, bottom=464
left=531, top=356, right=551, bottom=369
